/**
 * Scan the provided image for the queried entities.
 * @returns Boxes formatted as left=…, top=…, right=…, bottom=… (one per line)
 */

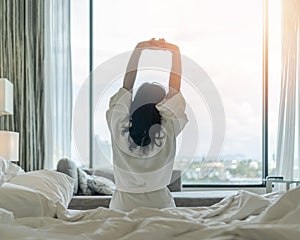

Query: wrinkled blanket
left=1, top=188, right=300, bottom=240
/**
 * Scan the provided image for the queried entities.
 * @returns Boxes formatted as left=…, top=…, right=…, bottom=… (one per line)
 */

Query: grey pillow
left=57, top=158, right=78, bottom=194
left=77, top=168, right=94, bottom=195
left=87, top=175, right=115, bottom=195
left=77, top=168, right=115, bottom=195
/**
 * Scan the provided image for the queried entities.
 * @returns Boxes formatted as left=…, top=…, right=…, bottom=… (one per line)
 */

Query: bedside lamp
left=0, top=78, right=19, bottom=162
left=0, top=131, right=19, bottom=162
left=0, top=78, right=13, bottom=115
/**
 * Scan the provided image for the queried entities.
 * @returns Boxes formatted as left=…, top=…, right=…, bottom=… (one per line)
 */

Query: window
left=71, top=0, right=90, bottom=167
left=268, top=0, right=281, bottom=176
left=71, top=0, right=281, bottom=186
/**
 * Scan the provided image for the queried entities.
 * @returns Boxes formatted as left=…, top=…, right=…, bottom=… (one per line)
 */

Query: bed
left=1, top=158, right=300, bottom=240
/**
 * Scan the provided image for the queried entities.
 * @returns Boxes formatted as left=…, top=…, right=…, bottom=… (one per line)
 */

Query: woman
left=106, top=38, right=188, bottom=211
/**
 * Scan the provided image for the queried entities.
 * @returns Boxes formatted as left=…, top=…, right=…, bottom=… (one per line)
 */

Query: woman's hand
left=161, top=40, right=179, bottom=52
left=136, top=38, right=160, bottom=49
left=135, top=38, right=179, bottom=52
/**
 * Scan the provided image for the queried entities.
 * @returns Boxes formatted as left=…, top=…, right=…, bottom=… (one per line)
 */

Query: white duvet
left=1, top=187, right=300, bottom=240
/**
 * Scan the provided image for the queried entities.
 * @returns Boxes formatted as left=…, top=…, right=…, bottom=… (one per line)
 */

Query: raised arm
left=123, top=39, right=161, bottom=92
left=123, top=46, right=142, bottom=92
left=162, top=41, right=181, bottom=99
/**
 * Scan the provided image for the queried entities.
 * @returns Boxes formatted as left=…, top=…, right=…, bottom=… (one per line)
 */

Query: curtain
left=0, top=0, right=45, bottom=171
left=276, top=0, right=300, bottom=179
left=44, top=0, right=72, bottom=169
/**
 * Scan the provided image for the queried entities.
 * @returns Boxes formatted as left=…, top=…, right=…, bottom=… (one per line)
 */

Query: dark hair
left=123, top=83, right=166, bottom=153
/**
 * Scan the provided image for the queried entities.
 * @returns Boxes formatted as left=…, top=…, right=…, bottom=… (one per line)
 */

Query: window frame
left=87, top=0, right=270, bottom=188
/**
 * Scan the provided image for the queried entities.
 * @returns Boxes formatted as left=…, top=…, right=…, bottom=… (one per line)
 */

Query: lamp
left=0, top=78, right=19, bottom=162
left=0, top=78, right=14, bottom=115
left=0, top=131, right=19, bottom=162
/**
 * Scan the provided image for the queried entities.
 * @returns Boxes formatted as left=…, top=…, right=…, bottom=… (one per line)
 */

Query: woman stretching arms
left=106, top=38, right=188, bottom=211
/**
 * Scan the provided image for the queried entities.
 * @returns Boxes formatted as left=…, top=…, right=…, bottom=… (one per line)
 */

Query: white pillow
left=0, top=207, right=14, bottom=224
left=9, top=169, right=75, bottom=208
left=0, top=183, right=56, bottom=218
left=0, top=157, right=24, bottom=181
left=0, top=168, right=5, bottom=186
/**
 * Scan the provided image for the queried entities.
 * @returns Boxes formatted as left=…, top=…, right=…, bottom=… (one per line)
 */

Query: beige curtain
left=276, top=0, right=300, bottom=179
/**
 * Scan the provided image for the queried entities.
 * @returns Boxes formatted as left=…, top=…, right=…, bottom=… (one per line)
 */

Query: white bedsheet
left=1, top=187, right=300, bottom=240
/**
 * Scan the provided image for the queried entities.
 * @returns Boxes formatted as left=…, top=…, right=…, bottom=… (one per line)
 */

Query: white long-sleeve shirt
left=106, top=88, right=188, bottom=193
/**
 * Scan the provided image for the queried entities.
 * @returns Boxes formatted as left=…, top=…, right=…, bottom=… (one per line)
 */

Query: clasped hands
left=136, top=38, right=179, bottom=52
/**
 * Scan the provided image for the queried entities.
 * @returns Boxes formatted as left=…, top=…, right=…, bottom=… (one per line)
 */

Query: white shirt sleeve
left=156, top=92, right=188, bottom=136
left=106, top=88, right=132, bottom=132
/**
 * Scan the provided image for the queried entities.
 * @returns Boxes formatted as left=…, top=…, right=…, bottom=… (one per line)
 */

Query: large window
left=71, top=0, right=281, bottom=186
left=268, top=0, right=281, bottom=176
left=71, top=0, right=90, bottom=167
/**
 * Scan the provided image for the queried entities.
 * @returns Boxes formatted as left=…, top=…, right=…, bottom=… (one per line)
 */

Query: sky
left=71, top=0, right=281, bottom=166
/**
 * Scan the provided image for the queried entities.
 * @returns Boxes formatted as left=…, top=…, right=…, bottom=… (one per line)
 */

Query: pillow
left=57, top=158, right=78, bottom=194
left=77, top=168, right=94, bottom=195
left=9, top=169, right=75, bottom=208
left=78, top=168, right=115, bottom=195
left=0, top=183, right=56, bottom=218
left=0, top=168, right=5, bottom=187
left=88, top=175, right=115, bottom=195
left=0, top=157, right=24, bottom=181
left=0, top=207, right=14, bottom=224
